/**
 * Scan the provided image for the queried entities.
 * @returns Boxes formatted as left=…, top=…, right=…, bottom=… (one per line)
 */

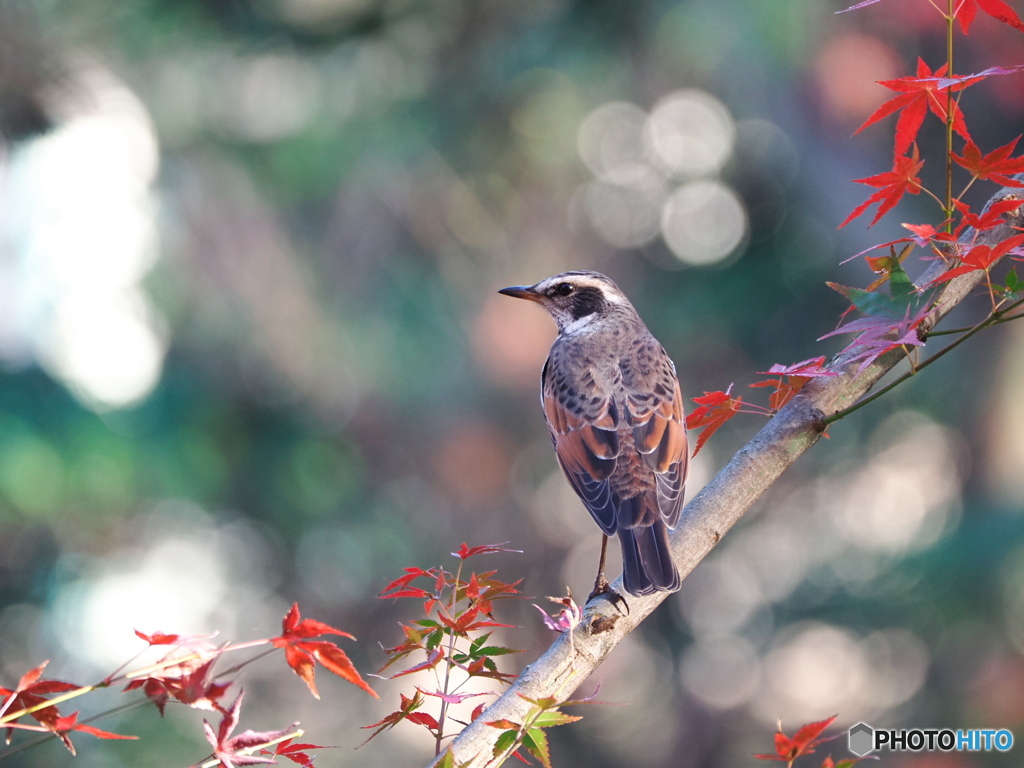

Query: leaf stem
left=0, top=684, right=103, bottom=727
left=436, top=559, right=465, bottom=756
left=929, top=308, right=1024, bottom=335
left=945, top=0, right=955, bottom=231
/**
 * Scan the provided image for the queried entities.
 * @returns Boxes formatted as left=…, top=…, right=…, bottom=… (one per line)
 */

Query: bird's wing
left=542, top=363, right=620, bottom=535
left=624, top=358, right=689, bottom=529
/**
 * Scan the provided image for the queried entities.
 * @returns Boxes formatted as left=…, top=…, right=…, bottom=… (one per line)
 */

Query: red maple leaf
left=271, top=604, right=377, bottom=700
left=203, top=692, right=293, bottom=768
left=452, top=542, right=522, bottom=560
left=855, top=59, right=970, bottom=157
left=755, top=715, right=840, bottom=761
left=266, top=737, right=333, bottom=768
left=905, top=198, right=1024, bottom=257
left=685, top=387, right=755, bottom=457
left=956, top=0, right=1024, bottom=34
left=0, top=661, right=79, bottom=740
left=840, top=145, right=925, bottom=228
left=50, top=711, right=137, bottom=755
left=931, top=234, right=1024, bottom=283
left=134, top=629, right=219, bottom=649
left=955, top=197, right=1024, bottom=234
left=378, top=567, right=438, bottom=599
left=903, top=221, right=958, bottom=248
left=124, top=656, right=231, bottom=715
left=953, top=137, right=1024, bottom=188
left=359, top=690, right=436, bottom=746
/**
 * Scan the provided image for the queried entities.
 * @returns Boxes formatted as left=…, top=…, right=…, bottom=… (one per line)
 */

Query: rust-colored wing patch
left=543, top=391, right=618, bottom=479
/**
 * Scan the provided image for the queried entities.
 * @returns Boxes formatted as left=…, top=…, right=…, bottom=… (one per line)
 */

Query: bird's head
left=498, top=271, right=633, bottom=334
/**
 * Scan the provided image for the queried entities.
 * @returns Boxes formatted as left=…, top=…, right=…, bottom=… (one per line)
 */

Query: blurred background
left=1, top=0, right=1024, bottom=766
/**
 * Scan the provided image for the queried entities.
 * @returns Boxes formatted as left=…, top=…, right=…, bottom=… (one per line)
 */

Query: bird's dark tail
left=619, top=518, right=680, bottom=596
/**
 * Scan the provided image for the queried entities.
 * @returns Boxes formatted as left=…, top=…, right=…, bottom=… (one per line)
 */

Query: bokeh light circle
left=660, top=179, right=746, bottom=265
left=645, top=89, right=735, bottom=179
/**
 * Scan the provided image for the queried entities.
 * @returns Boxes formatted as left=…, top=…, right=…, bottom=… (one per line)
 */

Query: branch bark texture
left=432, top=184, right=1024, bottom=768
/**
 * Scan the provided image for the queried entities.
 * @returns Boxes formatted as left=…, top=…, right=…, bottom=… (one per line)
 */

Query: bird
left=499, top=271, right=688, bottom=598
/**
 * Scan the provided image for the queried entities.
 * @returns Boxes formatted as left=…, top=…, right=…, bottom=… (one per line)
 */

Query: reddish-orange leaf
left=284, top=645, right=318, bottom=698
left=272, top=604, right=377, bottom=700
left=280, top=604, right=355, bottom=641
left=312, top=643, right=376, bottom=696
left=954, top=197, right=1024, bottom=235
left=387, top=648, right=444, bottom=679
left=0, top=660, right=79, bottom=737
left=453, top=542, right=523, bottom=560
left=685, top=389, right=744, bottom=457
left=932, top=234, right=1024, bottom=283
left=379, top=569, right=434, bottom=598
left=406, top=711, right=440, bottom=730
left=465, top=572, right=482, bottom=606
left=903, top=221, right=957, bottom=247
left=749, top=378, right=804, bottom=412
left=381, top=587, right=433, bottom=600
left=133, top=629, right=218, bottom=648
left=840, top=145, right=925, bottom=228
left=123, top=655, right=230, bottom=715
left=50, top=711, right=137, bottom=755
left=269, top=737, right=332, bottom=768
left=790, top=715, right=840, bottom=753
left=359, top=691, right=428, bottom=746
left=953, top=137, right=1024, bottom=188
left=755, top=715, right=839, bottom=761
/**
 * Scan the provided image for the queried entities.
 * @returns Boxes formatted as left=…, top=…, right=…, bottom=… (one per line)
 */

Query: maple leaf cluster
left=685, top=359, right=836, bottom=457
left=754, top=714, right=875, bottom=768
left=0, top=661, right=133, bottom=755
left=685, top=0, right=1024, bottom=458
left=484, top=691, right=593, bottom=768
left=364, top=542, right=523, bottom=753
left=0, top=604, right=374, bottom=768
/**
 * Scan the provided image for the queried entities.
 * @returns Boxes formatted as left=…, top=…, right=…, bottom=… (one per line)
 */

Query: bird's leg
left=588, top=535, right=629, bottom=614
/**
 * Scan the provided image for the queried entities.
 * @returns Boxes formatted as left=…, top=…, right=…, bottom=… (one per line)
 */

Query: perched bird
left=499, top=271, right=688, bottom=598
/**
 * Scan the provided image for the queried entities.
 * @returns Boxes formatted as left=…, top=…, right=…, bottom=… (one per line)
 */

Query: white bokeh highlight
left=0, top=57, right=165, bottom=410
left=575, top=89, right=747, bottom=265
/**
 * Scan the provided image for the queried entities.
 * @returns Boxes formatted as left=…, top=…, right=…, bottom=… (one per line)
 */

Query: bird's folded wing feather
left=625, top=375, right=689, bottom=529
left=542, top=385, right=620, bottom=534
left=541, top=349, right=688, bottom=533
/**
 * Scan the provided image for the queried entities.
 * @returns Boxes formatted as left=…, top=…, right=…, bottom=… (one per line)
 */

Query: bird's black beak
left=498, top=285, right=543, bottom=302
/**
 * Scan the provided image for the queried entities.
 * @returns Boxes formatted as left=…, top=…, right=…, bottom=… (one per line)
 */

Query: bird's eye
left=554, top=282, right=575, bottom=297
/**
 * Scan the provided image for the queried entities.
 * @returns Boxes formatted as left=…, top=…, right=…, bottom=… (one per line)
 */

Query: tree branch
left=431, top=182, right=1024, bottom=768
